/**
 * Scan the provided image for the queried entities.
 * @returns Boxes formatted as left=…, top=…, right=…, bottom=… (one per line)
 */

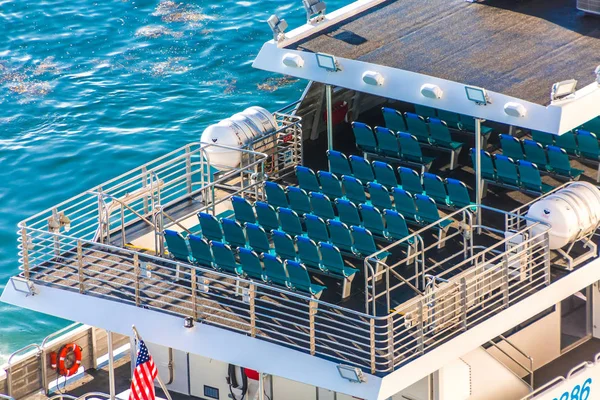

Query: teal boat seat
left=373, top=161, right=398, bottom=188
left=393, top=188, right=418, bottom=221
left=398, top=166, right=423, bottom=194
left=517, top=160, right=553, bottom=194
left=470, top=149, right=496, bottom=180
left=500, top=134, right=525, bottom=160
left=359, top=204, right=387, bottom=238
left=265, top=181, right=288, bottom=209
left=414, top=104, right=437, bottom=119
left=446, top=178, right=472, bottom=209
left=278, top=207, right=303, bottom=237
left=210, top=241, right=242, bottom=275
left=367, top=182, right=393, bottom=210
left=318, top=171, right=344, bottom=199
left=374, top=126, right=401, bottom=158
left=398, top=132, right=435, bottom=165
left=349, top=155, right=375, bottom=183
left=296, top=165, right=320, bottom=193
left=404, top=112, right=430, bottom=143
left=246, top=223, right=271, bottom=254
left=232, top=196, right=256, bottom=224
left=237, top=247, right=265, bottom=281
left=460, top=116, right=493, bottom=135
left=327, top=150, right=352, bottom=176
left=582, top=117, right=600, bottom=134
left=164, top=230, right=190, bottom=262
left=532, top=130, right=554, bottom=147
left=272, top=230, right=297, bottom=261
left=577, top=130, right=600, bottom=160
left=198, top=212, right=223, bottom=242
left=351, top=226, right=389, bottom=259
left=327, top=220, right=354, bottom=253
left=494, top=155, right=519, bottom=186
left=341, top=175, right=367, bottom=204
left=555, top=132, right=578, bottom=156
left=189, top=234, right=213, bottom=268
left=383, top=209, right=410, bottom=240
left=305, top=214, right=329, bottom=243
left=336, top=198, right=362, bottom=227
left=285, top=260, right=326, bottom=298
left=429, top=118, right=463, bottom=150
left=351, top=121, right=378, bottom=153
left=262, top=254, right=288, bottom=286
left=437, top=109, right=462, bottom=130
left=221, top=218, right=247, bottom=248
left=309, top=192, right=335, bottom=220
left=287, top=186, right=312, bottom=215
left=547, top=146, right=584, bottom=179
left=319, top=242, right=358, bottom=278
left=414, top=194, right=446, bottom=225
left=382, top=107, right=407, bottom=132
left=296, top=236, right=321, bottom=269
left=523, top=140, right=548, bottom=169
left=255, top=201, right=280, bottom=231
left=423, top=173, right=448, bottom=205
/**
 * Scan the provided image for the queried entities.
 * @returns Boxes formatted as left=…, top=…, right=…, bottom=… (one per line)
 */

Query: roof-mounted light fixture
left=316, top=53, right=339, bottom=72
left=267, top=14, right=288, bottom=42
left=11, top=277, right=37, bottom=297
left=595, top=66, right=600, bottom=85
left=282, top=53, right=304, bottom=68
left=465, top=85, right=491, bottom=105
left=504, top=102, right=527, bottom=118
left=303, top=0, right=326, bottom=23
left=551, top=79, right=578, bottom=102
left=337, top=364, right=366, bottom=383
left=421, top=84, right=443, bottom=99
left=362, top=71, right=384, bottom=86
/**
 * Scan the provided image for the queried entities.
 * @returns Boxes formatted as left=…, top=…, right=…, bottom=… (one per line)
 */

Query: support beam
left=474, top=118, right=483, bottom=230
left=326, top=84, right=333, bottom=151
left=107, top=330, right=116, bottom=400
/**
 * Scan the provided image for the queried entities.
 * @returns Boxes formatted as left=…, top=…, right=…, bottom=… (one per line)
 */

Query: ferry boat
left=2, top=0, right=600, bottom=399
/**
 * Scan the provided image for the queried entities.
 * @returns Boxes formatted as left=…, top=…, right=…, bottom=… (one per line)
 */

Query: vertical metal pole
left=258, top=372, right=265, bottom=400
left=326, top=84, right=333, bottom=151
left=474, top=118, right=483, bottom=231
left=107, top=330, right=116, bottom=400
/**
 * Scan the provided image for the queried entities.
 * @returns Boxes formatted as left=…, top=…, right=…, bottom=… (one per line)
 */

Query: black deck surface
left=290, top=0, right=600, bottom=105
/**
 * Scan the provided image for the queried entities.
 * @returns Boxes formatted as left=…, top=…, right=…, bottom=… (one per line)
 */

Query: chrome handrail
left=6, top=343, right=42, bottom=397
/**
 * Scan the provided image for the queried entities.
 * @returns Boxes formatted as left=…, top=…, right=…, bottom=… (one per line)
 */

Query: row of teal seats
left=410, top=105, right=494, bottom=135
left=294, top=162, right=473, bottom=209
left=471, top=149, right=555, bottom=194
left=163, top=230, right=326, bottom=299
left=530, top=130, right=600, bottom=160
left=498, top=135, right=584, bottom=180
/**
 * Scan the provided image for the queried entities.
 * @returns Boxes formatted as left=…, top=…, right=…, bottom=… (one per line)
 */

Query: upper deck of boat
left=288, top=0, right=600, bottom=105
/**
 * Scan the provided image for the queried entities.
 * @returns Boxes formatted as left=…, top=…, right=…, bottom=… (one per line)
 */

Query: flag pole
left=132, top=325, right=174, bottom=400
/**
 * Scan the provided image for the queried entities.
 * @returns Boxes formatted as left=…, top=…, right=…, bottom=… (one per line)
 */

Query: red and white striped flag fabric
left=129, top=340, right=158, bottom=400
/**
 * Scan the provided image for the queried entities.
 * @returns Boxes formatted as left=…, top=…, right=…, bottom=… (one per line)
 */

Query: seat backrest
left=327, top=220, right=354, bottom=253
left=255, top=201, right=280, bottom=231
left=164, top=230, right=189, bottom=261
left=372, top=161, right=398, bottom=188
left=428, top=118, right=452, bottom=145
left=246, top=223, right=271, bottom=253
left=349, top=155, right=375, bottom=183
left=383, top=209, right=409, bottom=240
left=398, top=167, right=423, bottom=194
left=404, top=112, right=429, bottom=142
left=367, top=182, right=393, bottom=210
left=237, top=247, right=264, bottom=281
left=393, top=188, right=417, bottom=220
left=210, top=241, right=238, bottom=274
left=287, top=186, right=312, bottom=215
left=532, top=130, right=554, bottom=147
left=398, top=132, right=423, bottom=160
left=359, top=204, right=386, bottom=237
left=264, top=181, right=288, bottom=209
left=414, top=194, right=441, bottom=224
left=221, top=218, right=247, bottom=248
left=272, top=230, right=297, bottom=261
left=437, top=109, right=461, bottom=129
left=374, top=126, right=400, bottom=157
left=523, top=139, right=548, bottom=167
left=351, top=121, right=378, bottom=152
left=305, top=214, right=329, bottom=242
left=547, top=145, right=572, bottom=174
left=296, top=166, right=321, bottom=193
left=582, top=116, right=600, bottom=134
left=341, top=175, right=367, bottom=204
left=336, top=198, right=361, bottom=227
left=188, top=234, right=213, bottom=267
left=499, top=134, right=525, bottom=160
left=446, top=178, right=471, bottom=208
left=232, top=196, right=256, bottom=224
left=318, top=242, right=345, bottom=275
left=262, top=254, right=288, bottom=286
left=296, top=236, right=321, bottom=268
left=576, top=130, right=600, bottom=160
left=278, top=207, right=304, bottom=237
left=198, top=212, right=223, bottom=242
left=309, top=192, right=335, bottom=220
left=554, top=132, right=578, bottom=155
left=470, top=148, right=496, bottom=180
left=285, top=260, right=313, bottom=293
left=494, top=154, right=519, bottom=186
left=423, top=173, right=447, bottom=204
left=318, top=170, right=344, bottom=199
left=415, top=105, right=437, bottom=119
left=517, top=160, right=542, bottom=192
left=327, top=150, right=352, bottom=176
left=351, top=226, right=377, bottom=256
left=381, top=107, right=407, bottom=131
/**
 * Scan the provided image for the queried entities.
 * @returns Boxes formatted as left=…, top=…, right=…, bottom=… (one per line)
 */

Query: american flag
left=129, top=340, right=158, bottom=400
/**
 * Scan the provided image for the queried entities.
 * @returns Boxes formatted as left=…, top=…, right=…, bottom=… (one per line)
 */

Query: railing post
left=20, top=223, right=29, bottom=280
left=418, top=301, right=425, bottom=355
left=249, top=284, right=256, bottom=337
left=387, top=316, right=395, bottom=371
left=134, top=253, right=140, bottom=307
left=77, top=240, right=84, bottom=294
left=191, top=268, right=198, bottom=320
left=185, top=145, right=192, bottom=196
left=370, top=319, right=376, bottom=374
left=309, top=300, right=316, bottom=356
left=460, top=278, right=467, bottom=331
left=141, top=167, right=149, bottom=215
left=503, top=254, right=510, bottom=309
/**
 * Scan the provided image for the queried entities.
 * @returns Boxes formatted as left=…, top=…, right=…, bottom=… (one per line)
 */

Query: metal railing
left=5, top=344, right=42, bottom=398
left=487, top=334, right=534, bottom=389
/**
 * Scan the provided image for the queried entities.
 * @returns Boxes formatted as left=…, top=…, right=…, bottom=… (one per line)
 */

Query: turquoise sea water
left=0, top=0, right=349, bottom=364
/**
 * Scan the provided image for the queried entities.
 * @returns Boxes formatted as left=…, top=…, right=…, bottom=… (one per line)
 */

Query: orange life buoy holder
left=56, top=343, right=82, bottom=377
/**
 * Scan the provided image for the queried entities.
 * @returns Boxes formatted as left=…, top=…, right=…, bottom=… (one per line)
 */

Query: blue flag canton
left=136, top=340, right=151, bottom=366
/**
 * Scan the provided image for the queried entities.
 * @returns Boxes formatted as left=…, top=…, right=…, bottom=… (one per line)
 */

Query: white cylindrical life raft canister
left=526, top=182, right=600, bottom=249
left=200, top=106, right=277, bottom=169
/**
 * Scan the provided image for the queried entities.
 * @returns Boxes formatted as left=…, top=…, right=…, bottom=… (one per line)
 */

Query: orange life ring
left=57, top=343, right=82, bottom=377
